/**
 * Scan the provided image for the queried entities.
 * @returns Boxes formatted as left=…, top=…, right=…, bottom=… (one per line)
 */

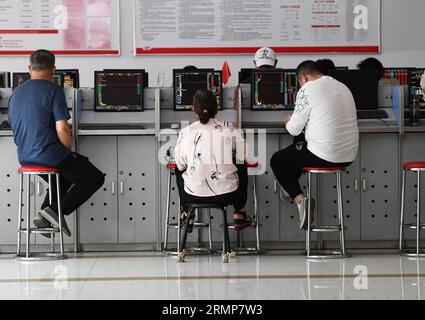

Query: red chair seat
left=167, top=163, right=177, bottom=170
left=303, top=167, right=346, bottom=172
left=245, top=161, right=260, bottom=169
left=404, top=162, right=425, bottom=170
left=18, top=166, right=61, bottom=173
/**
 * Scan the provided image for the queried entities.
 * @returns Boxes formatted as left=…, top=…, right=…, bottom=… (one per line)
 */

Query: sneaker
left=298, top=198, right=316, bottom=230
left=33, top=213, right=52, bottom=239
left=40, top=207, right=71, bottom=237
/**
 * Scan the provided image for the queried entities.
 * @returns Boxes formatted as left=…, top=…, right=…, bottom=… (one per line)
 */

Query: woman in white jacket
left=174, top=89, right=252, bottom=233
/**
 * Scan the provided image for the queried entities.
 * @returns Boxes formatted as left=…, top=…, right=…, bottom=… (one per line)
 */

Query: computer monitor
left=13, top=72, right=63, bottom=89
left=173, top=69, right=222, bottom=111
left=251, top=69, right=299, bottom=111
left=94, top=71, right=144, bottom=112
left=53, top=73, right=64, bottom=88
left=103, top=69, right=149, bottom=89
left=330, top=70, right=379, bottom=110
left=0, top=72, right=10, bottom=88
left=384, top=68, right=411, bottom=86
left=239, top=68, right=254, bottom=84
left=410, top=68, right=425, bottom=103
left=12, top=73, right=31, bottom=89
left=56, top=69, right=80, bottom=88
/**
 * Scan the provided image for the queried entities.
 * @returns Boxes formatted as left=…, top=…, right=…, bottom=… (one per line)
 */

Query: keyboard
left=243, top=122, right=284, bottom=129
left=357, top=110, right=389, bottom=120
left=79, top=123, right=145, bottom=130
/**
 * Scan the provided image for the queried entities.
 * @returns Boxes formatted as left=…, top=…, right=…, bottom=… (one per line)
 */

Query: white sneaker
left=298, top=198, right=315, bottom=230
left=40, top=207, right=71, bottom=237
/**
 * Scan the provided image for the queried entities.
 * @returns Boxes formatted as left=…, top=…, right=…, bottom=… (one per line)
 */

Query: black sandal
left=180, top=210, right=195, bottom=233
left=233, top=210, right=253, bottom=230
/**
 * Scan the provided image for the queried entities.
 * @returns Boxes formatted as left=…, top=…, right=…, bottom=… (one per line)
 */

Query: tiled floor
left=0, top=251, right=424, bottom=300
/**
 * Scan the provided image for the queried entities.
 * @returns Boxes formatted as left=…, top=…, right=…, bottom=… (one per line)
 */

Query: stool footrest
left=16, top=253, right=66, bottom=262
left=306, top=250, right=350, bottom=260
left=231, top=248, right=265, bottom=254
left=403, top=223, right=425, bottom=230
left=19, top=228, right=60, bottom=234
left=310, top=226, right=341, bottom=233
left=227, top=224, right=258, bottom=230
left=400, top=250, right=425, bottom=258
left=166, top=223, right=210, bottom=229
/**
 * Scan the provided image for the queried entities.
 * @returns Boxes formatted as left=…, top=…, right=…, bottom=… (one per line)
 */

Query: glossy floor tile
left=0, top=252, right=424, bottom=300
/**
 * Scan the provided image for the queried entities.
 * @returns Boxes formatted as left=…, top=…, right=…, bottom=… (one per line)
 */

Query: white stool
left=16, top=166, right=66, bottom=261
left=303, top=167, right=349, bottom=259
left=400, top=162, right=425, bottom=257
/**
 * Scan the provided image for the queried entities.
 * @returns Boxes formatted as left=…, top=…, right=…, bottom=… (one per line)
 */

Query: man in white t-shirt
left=271, top=60, right=359, bottom=230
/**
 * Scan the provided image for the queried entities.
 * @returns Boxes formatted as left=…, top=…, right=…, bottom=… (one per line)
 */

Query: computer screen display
left=0, top=72, right=10, bottom=88
left=12, top=73, right=31, bottom=89
left=251, top=69, right=298, bottom=111
left=94, top=71, right=144, bottom=112
left=173, top=69, right=222, bottom=111
left=330, top=70, right=378, bottom=110
left=13, top=72, right=63, bottom=89
left=410, top=68, right=425, bottom=103
left=239, top=68, right=254, bottom=84
left=53, top=73, right=64, bottom=88
left=56, top=69, right=80, bottom=88
left=103, top=69, right=149, bottom=89
left=384, top=68, right=411, bottom=86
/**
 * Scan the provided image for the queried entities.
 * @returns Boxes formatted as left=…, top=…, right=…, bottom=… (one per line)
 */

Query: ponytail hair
left=193, top=89, right=218, bottom=125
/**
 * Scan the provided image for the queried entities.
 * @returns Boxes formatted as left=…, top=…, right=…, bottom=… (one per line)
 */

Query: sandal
left=180, top=210, right=195, bottom=233
left=233, top=210, right=253, bottom=230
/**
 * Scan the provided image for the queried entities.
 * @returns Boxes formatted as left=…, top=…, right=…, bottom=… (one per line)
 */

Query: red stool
left=303, top=167, right=349, bottom=259
left=400, top=162, right=425, bottom=257
left=16, top=166, right=66, bottom=261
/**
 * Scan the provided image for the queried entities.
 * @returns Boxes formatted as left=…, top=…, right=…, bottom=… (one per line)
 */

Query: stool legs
left=177, top=199, right=181, bottom=254
left=416, top=171, right=421, bottom=256
left=56, top=174, right=65, bottom=257
left=25, top=175, right=31, bottom=259
left=305, top=171, right=348, bottom=259
left=16, top=174, right=23, bottom=256
left=48, top=175, right=55, bottom=254
left=16, top=172, right=66, bottom=262
left=254, top=175, right=261, bottom=252
left=337, top=172, right=346, bottom=256
left=163, top=170, right=172, bottom=251
left=208, top=209, right=213, bottom=251
left=400, top=170, right=406, bottom=251
left=400, top=169, right=425, bottom=257
left=306, top=172, right=312, bottom=257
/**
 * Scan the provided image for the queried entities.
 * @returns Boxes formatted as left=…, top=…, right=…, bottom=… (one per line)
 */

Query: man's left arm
left=56, top=120, right=72, bottom=150
left=52, top=88, right=72, bottom=150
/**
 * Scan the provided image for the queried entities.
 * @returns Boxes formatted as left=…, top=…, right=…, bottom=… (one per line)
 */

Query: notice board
left=134, top=0, right=380, bottom=55
left=0, top=0, right=120, bottom=55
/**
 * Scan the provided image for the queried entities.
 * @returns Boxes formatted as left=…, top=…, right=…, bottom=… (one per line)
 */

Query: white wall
left=0, top=0, right=424, bottom=88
